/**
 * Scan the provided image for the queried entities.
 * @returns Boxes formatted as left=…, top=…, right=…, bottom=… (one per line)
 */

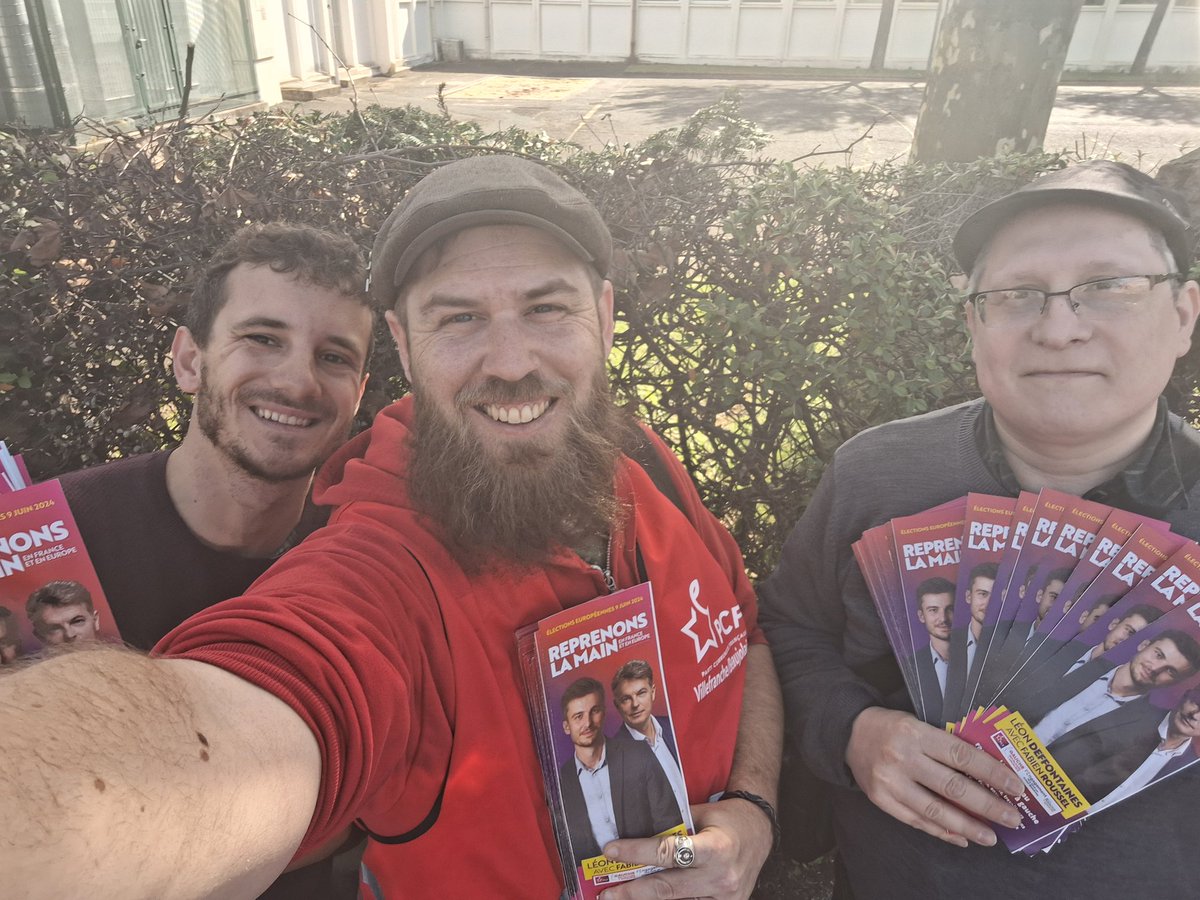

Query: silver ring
left=673, top=834, right=695, bottom=868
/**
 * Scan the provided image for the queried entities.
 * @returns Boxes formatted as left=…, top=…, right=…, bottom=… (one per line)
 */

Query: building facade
left=2, top=0, right=1195, bottom=130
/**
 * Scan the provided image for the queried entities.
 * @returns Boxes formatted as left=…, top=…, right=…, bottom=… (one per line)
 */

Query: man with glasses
left=762, top=160, right=1200, bottom=898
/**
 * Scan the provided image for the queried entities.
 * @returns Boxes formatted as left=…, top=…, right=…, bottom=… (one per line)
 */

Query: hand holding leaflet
left=601, top=793, right=773, bottom=900
left=855, top=490, right=1200, bottom=855
left=844, top=706, right=1024, bottom=847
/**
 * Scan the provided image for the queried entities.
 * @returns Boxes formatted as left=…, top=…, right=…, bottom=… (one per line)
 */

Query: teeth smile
left=484, top=399, right=550, bottom=424
left=255, top=408, right=314, bottom=427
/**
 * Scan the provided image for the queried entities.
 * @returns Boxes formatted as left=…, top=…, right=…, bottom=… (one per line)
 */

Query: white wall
left=263, top=0, right=1197, bottom=94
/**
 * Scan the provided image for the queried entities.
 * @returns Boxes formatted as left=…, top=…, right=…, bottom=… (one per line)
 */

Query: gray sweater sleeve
left=759, top=455, right=885, bottom=788
left=759, top=401, right=999, bottom=787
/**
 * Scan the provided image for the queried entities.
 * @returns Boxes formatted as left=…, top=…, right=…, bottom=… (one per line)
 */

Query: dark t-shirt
left=58, top=450, right=341, bottom=900
left=59, top=452, right=277, bottom=651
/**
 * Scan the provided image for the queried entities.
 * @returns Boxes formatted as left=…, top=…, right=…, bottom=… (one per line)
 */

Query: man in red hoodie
left=0, top=156, right=781, bottom=899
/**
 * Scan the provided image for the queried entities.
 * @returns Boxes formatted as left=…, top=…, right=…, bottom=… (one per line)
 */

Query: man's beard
left=407, top=369, right=633, bottom=574
left=196, top=367, right=330, bottom=484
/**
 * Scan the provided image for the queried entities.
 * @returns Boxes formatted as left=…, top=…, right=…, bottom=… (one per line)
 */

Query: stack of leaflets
left=0, top=441, right=119, bottom=664
left=517, top=582, right=693, bottom=898
left=856, top=490, right=1200, bottom=854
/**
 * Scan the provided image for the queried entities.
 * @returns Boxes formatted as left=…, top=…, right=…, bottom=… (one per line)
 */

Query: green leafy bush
left=5, top=102, right=1191, bottom=578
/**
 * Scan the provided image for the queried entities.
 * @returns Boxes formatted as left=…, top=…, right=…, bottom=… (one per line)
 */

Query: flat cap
left=953, top=159, right=1193, bottom=274
left=369, top=155, right=613, bottom=307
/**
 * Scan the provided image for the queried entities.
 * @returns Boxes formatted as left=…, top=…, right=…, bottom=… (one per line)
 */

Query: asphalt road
left=296, top=62, right=1200, bottom=170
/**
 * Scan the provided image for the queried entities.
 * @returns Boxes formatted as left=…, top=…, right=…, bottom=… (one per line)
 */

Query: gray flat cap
left=369, top=155, right=613, bottom=307
left=954, top=159, right=1193, bottom=274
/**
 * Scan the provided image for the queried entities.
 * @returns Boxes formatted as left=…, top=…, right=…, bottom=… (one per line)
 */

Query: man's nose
left=273, top=350, right=322, bottom=399
left=479, top=319, right=539, bottom=383
left=1030, top=291, right=1092, bottom=347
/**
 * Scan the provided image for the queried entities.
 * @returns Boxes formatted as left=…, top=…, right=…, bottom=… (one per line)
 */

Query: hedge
left=4, top=99, right=1196, bottom=579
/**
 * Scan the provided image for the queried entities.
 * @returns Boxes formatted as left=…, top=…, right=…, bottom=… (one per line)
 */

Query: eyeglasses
left=968, top=273, right=1181, bottom=326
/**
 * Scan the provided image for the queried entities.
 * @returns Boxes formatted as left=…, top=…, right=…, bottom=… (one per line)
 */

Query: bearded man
left=0, top=156, right=781, bottom=900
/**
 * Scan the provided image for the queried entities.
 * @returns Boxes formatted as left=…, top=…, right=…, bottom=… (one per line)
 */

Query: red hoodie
left=158, top=396, right=761, bottom=898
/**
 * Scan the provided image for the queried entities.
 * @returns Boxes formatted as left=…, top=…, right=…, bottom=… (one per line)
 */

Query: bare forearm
left=0, top=646, right=320, bottom=898
left=727, top=643, right=783, bottom=804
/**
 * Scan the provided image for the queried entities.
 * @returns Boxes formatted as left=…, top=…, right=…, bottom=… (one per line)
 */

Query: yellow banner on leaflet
left=581, top=824, right=689, bottom=880
left=997, top=711, right=1091, bottom=820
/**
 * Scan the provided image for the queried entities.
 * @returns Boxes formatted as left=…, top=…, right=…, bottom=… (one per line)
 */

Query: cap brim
left=383, top=210, right=596, bottom=303
left=953, top=188, right=1190, bottom=273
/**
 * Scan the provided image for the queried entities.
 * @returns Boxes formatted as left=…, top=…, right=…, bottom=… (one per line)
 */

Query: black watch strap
left=719, top=789, right=781, bottom=851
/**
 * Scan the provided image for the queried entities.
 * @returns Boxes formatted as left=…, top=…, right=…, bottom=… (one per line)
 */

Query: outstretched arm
left=0, top=647, right=320, bottom=899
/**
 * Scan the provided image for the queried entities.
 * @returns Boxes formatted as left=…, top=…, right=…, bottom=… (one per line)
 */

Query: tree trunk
left=870, top=0, right=898, bottom=71
left=911, top=0, right=1085, bottom=164
left=1131, top=0, right=1172, bottom=77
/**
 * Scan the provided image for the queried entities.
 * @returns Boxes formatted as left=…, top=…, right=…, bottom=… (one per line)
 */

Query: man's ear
left=171, top=326, right=203, bottom=394
left=384, top=309, right=413, bottom=383
left=1172, top=278, right=1200, bottom=358
left=599, top=279, right=615, bottom=358
left=562, top=718, right=570, bottom=737
left=354, top=372, right=369, bottom=411
left=963, top=299, right=980, bottom=360
left=1137, top=638, right=1151, bottom=652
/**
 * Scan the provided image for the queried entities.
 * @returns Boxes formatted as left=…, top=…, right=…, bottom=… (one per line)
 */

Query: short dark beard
left=196, top=367, right=325, bottom=484
left=407, top=369, right=632, bottom=574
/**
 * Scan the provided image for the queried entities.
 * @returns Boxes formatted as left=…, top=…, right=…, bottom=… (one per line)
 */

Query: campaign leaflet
left=0, top=479, right=120, bottom=663
left=1001, top=536, right=1200, bottom=715
left=974, top=492, right=1111, bottom=707
left=959, top=598, right=1200, bottom=854
left=890, top=499, right=967, bottom=726
left=1035, top=675, right=1200, bottom=853
left=860, top=494, right=1200, bottom=854
left=953, top=705, right=1092, bottom=855
left=960, top=492, right=1039, bottom=718
left=972, top=492, right=1096, bottom=706
left=1024, top=510, right=1165, bottom=652
left=517, top=582, right=692, bottom=899
left=853, top=524, right=924, bottom=722
left=0, top=442, right=31, bottom=494
left=943, top=494, right=1017, bottom=723
left=1001, top=523, right=1185, bottom=701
